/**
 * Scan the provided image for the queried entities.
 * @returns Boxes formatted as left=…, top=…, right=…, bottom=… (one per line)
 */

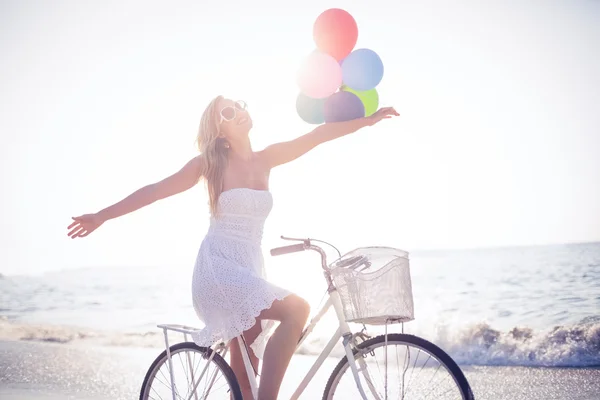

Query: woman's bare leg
left=229, top=323, right=261, bottom=399
left=255, top=295, right=310, bottom=400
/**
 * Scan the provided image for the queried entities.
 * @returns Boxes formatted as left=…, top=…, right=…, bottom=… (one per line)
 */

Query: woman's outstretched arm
left=260, top=107, right=399, bottom=169
left=67, top=155, right=205, bottom=239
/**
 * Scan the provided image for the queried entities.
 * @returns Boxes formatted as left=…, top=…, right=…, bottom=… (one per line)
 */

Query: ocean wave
left=0, top=318, right=164, bottom=348
left=432, top=317, right=600, bottom=367
left=1, top=318, right=598, bottom=367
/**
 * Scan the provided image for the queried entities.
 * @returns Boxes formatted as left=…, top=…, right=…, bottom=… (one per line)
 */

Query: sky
left=1, top=0, right=599, bottom=277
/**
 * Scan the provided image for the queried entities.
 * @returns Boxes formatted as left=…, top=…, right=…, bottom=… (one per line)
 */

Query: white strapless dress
left=191, top=188, right=291, bottom=359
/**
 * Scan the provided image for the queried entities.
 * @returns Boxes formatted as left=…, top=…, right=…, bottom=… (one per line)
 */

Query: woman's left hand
left=366, top=107, right=400, bottom=126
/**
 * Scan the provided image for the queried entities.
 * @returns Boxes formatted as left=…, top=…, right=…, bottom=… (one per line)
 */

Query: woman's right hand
left=67, top=213, right=105, bottom=239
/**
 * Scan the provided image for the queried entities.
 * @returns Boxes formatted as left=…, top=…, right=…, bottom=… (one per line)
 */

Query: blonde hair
left=196, top=95, right=229, bottom=216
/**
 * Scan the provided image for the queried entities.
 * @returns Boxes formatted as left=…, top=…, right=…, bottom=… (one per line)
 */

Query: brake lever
left=280, top=235, right=311, bottom=245
left=335, top=255, right=366, bottom=269
left=355, top=261, right=372, bottom=272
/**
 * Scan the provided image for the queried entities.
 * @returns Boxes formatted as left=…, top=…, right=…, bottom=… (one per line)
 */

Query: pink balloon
left=297, top=51, right=342, bottom=99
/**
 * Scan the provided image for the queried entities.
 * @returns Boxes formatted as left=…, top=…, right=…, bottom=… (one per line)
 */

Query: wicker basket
left=330, top=247, right=414, bottom=325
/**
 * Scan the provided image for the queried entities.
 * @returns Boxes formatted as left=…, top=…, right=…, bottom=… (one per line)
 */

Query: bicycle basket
left=329, top=247, right=414, bottom=325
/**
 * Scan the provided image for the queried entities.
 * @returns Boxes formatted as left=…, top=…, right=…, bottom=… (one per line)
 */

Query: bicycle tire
left=322, top=333, right=474, bottom=400
left=139, top=341, right=243, bottom=400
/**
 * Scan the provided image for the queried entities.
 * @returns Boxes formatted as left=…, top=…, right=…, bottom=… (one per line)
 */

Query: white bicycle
left=139, top=236, right=475, bottom=400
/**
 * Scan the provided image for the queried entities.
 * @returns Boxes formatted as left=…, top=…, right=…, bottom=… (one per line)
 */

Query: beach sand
left=1, top=340, right=599, bottom=400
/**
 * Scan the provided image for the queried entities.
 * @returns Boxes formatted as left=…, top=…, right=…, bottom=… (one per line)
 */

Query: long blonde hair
left=196, top=95, right=228, bottom=216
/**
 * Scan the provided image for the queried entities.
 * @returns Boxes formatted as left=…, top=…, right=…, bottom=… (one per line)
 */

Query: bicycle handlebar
left=270, top=243, right=306, bottom=256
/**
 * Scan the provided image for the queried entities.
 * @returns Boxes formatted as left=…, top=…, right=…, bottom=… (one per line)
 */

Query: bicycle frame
left=229, top=238, right=377, bottom=400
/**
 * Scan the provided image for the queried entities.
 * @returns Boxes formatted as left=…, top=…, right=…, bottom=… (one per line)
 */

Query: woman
left=67, top=96, right=398, bottom=399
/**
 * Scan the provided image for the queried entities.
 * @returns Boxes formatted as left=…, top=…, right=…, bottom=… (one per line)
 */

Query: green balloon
left=341, top=85, right=379, bottom=117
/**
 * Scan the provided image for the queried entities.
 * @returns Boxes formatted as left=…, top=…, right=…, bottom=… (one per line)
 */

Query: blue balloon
left=341, top=48, right=384, bottom=91
left=296, top=93, right=326, bottom=124
left=324, top=91, right=365, bottom=123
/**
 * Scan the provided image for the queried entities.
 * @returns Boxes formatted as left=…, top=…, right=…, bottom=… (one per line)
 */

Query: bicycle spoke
left=403, top=348, right=421, bottom=395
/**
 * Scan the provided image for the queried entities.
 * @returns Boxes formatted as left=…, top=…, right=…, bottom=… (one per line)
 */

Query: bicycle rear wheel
left=139, top=341, right=242, bottom=400
left=323, top=333, right=474, bottom=400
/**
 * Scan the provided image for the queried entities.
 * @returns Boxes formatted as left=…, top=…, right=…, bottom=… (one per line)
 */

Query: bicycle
left=139, top=236, right=475, bottom=400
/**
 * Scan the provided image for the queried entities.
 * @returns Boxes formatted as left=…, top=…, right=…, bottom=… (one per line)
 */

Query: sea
left=1, top=241, right=599, bottom=368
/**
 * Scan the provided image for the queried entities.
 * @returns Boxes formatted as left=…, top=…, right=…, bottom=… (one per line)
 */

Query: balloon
left=297, top=50, right=342, bottom=99
left=341, top=48, right=384, bottom=91
left=324, top=91, right=365, bottom=123
left=342, top=85, right=379, bottom=117
left=296, top=93, right=326, bottom=124
left=313, top=8, right=358, bottom=61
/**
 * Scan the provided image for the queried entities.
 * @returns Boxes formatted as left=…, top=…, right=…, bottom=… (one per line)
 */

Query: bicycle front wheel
left=139, top=341, right=242, bottom=400
left=323, top=333, right=474, bottom=400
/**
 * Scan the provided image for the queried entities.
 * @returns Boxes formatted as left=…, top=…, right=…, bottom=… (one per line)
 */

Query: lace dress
left=191, top=188, right=291, bottom=359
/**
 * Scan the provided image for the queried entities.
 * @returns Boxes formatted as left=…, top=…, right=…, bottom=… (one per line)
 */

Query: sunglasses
left=219, top=100, right=247, bottom=124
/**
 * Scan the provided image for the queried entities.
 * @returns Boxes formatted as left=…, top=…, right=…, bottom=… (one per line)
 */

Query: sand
left=1, top=340, right=599, bottom=399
